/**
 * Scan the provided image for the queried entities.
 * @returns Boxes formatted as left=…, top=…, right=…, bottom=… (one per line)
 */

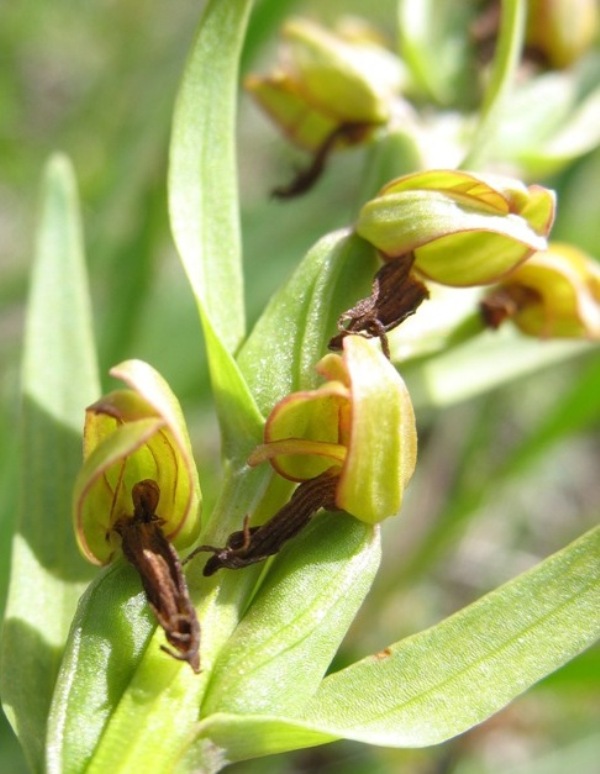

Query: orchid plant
left=2, top=1, right=599, bottom=773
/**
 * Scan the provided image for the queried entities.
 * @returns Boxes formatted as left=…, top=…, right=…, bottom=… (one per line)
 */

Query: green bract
left=356, top=169, right=556, bottom=286
left=249, top=335, right=417, bottom=524
left=73, top=359, right=202, bottom=565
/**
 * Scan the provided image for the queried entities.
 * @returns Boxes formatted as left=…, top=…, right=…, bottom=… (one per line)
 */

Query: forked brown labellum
left=113, top=479, right=200, bottom=673
left=272, top=122, right=374, bottom=199
left=186, top=468, right=339, bottom=576
left=329, top=253, right=429, bottom=358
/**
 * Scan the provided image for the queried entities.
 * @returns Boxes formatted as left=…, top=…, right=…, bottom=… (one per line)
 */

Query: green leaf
left=302, top=525, right=600, bottom=746
left=0, top=154, right=100, bottom=773
left=237, top=230, right=378, bottom=415
left=490, top=60, right=600, bottom=176
left=188, top=526, right=599, bottom=761
left=46, top=564, right=154, bottom=774
left=168, top=0, right=251, bottom=352
left=201, top=310, right=264, bottom=456
left=202, top=513, right=380, bottom=717
left=168, top=0, right=263, bottom=453
left=402, top=325, right=595, bottom=409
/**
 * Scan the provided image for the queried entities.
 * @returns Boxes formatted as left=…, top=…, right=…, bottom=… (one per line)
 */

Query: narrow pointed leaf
left=46, top=564, right=154, bottom=774
left=188, top=526, right=599, bottom=761
left=302, top=525, right=600, bottom=746
left=169, top=0, right=252, bottom=351
left=168, top=0, right=263, bottom=454
left=0, top=155, right=99, bottom=772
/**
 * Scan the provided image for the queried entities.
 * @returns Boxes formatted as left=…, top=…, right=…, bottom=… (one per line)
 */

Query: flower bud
left=249, top=336, right=417, bottom=524
left=481, top=242, right=600, bottom=339
left=73, top=360, right=202, bottom=565
left=356, top=170, right=555, bottom=286
left=526, top=0, right=599, bottom=69
left=245, top=18, right=404, bottom=152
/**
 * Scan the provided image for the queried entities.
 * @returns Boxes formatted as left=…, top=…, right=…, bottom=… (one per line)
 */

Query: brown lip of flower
left=114, top=479, right=201, bottom=674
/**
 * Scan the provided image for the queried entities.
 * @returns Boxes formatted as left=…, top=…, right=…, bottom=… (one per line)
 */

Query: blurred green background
left=1, top=1, right=598, bottom=772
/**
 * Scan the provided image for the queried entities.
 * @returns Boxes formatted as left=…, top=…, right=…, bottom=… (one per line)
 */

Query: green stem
left=461, top=0, right=526, bottom=169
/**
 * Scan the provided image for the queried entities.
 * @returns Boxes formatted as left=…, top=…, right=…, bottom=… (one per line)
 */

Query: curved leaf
left=202, top=513, right=380, bottom=717
left=190, top=526, right=599, bottom=761
left=302, top=525, right=600, bottom=746
left=169, top=0, right=252, bottom=351
left=168, top=0, right=263, bottom=454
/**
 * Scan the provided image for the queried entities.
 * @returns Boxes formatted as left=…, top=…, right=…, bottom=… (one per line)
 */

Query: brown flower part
left=272, top=121, right=374, bottom=199
left=187, top=469, right=339, bottom=576
left=114, top=479, right=200, bottom=673
left=329, top=253, right=429, bottom=358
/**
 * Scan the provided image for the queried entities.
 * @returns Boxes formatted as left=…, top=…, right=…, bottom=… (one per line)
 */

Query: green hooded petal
left=336, top=336, right=417, bottom=523
left=490, top=243, right=600, bottom=339
left=357, top=170, right=556, bottom=286
left=73, top=360, right=202, bottom=565
left=245, top=18, right=404, bottom=151
left=262, top=382, right=350, bottom=481
left=253, top=337, right=417, bottom=524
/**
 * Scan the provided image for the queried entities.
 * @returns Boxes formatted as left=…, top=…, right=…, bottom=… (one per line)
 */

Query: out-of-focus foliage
left=1, top=1, right=598, bottom=772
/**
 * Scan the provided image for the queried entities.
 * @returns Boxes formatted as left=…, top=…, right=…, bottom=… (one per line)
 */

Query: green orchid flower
left=481, top=242, right=600, bottom=339
left=526, top=0, right=599, bottom=69
left=356, top=169, right=556, bottom=286
left=249, top=335, right=417, bottom=524
left=245, top=17, right=405, bottom=152
left=73, top=359, right=202, bottom=566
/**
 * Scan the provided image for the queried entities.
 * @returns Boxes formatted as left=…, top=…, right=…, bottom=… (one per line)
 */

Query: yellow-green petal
left=74, top=417, right=167, bottom=565
left=110, top=359, right=202, bottom=547
left=505, top=243, right=600, bottom=338
left=284, top=18, right=401, bottom=124
left=336, top=336, right=417, bottom=524
left=245, top=73, right=340, bottom=152
left=263, top=381, right=350, bottom=481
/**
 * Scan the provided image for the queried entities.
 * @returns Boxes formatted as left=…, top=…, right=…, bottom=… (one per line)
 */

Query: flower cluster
left=72, top=10, right=600, bottom=680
